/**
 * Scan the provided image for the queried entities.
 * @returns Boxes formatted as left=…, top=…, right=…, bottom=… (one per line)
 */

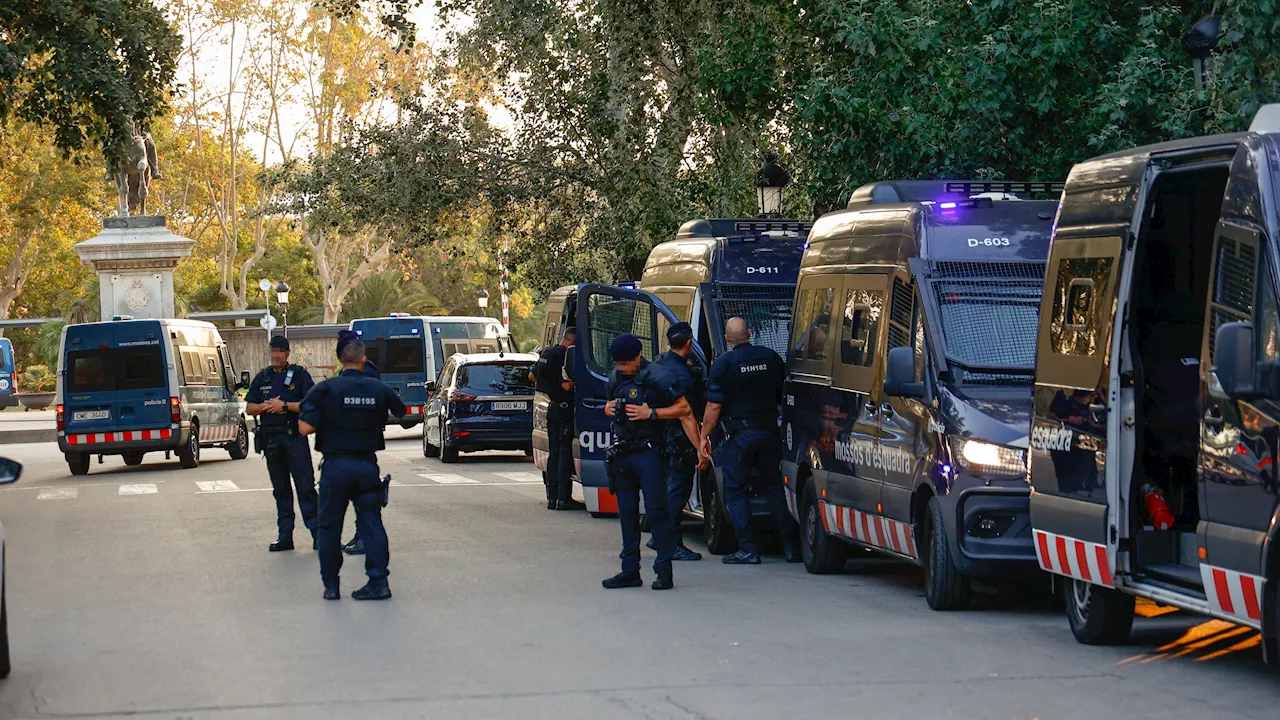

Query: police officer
left=601, top=334, right=692, bottom=591
left=698, top=317, right=801, bottom=564
left=530, top=327, right=583, bottom=510
left=649, top=322, right=706, bottom=561
left=341, top=358, right=383, bottom=557
left=298, top=331, right=408, bottom=600
left=245, top=335, right=318, bottom=552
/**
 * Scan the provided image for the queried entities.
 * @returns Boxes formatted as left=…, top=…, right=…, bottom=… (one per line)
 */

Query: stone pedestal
left=74, top=216, right=195, bottom=320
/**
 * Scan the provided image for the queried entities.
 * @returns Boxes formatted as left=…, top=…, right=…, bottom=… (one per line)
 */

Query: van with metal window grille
left=781, top=181, right=1059, bottom=609
left=0, top=338, right=14, bottom=409
left=56, top=318, right=250, bottom=475
left=530, top=218, right=810, bottom=537
left=348, top=315, right=513, bottom=426
left=1027, top=106, right=1280, bottom=663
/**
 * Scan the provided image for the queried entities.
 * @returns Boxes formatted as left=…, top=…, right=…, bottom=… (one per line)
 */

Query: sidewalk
left=0, top=408, right=56, bottom=445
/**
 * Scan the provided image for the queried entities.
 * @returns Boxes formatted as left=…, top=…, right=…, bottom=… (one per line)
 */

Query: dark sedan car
left=422, top=352, right=538, bottom=462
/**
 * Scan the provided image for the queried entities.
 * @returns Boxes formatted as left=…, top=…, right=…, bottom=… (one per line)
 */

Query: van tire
left=67, top=453, right=90, bottom=476
left=1065, top=578, right=1135, bottom=645
left=702, top=471, right=737, bottom=555
left=422, top=425, right=439, bottom=458
left=0, top=554, right=9, bottom=679
left=801, top=482, right=847, bottom=574
left=923, top=496, right=971, bottom=611
left=178, top=423, right=200, bottom=469
left=122, top=452, right=145, bottom=466
left=227, top=421, right=249, bottom=460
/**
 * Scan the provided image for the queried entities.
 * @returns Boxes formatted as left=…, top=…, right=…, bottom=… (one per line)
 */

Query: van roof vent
left=1249, top=104, right=1280, bottom=134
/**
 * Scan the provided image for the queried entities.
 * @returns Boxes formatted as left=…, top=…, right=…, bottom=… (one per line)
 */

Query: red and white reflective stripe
left=532, top=447, right=549, bottom=471
left=784, top=485, right=799, bottom=520
left=573, top=457, right=582, bottom=478
left=1033, top=529, right=1113, bottom=588
left=200, top=425, right=238, bottom=443
left=66, top=428, right=172, bottom=445
left=583, top=486, right=618, bottom=515
left=406, top=405, right=424, bottom=415
left=1201, top=563, right=1266, bottom=625
left=819, top=501, right=916, bottom=559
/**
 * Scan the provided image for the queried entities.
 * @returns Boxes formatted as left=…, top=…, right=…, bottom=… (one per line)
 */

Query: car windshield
left=927, top=262, right=1045, bottom=382
left=457, top=363, right=534, bottom=395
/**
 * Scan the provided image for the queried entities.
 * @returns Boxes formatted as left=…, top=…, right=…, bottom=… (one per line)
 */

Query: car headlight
left=951, top=438, right=1027, bottom=479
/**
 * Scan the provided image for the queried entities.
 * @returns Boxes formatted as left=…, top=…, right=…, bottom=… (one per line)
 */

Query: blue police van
left=781, top=181, right=1059, bottom=609
left=349, top=314, right=512, bottom=426
left=532, top=219, right=811, bottom=543
left=0, top=338, right=14, bottom=409
left=56, top=318, right=250, bottom=475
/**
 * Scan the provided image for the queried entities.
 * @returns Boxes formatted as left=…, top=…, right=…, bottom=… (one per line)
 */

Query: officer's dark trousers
left=665, top=446, right=697, bottom=544
left=720, top=428, right=799, bottom=555
left=317, top=457, right=388, bottom=587
left=613, top=447, right=675, bottom=579
left=546, top=407, right=574, bottom=503
left=265, top=433, right=318, bottom=535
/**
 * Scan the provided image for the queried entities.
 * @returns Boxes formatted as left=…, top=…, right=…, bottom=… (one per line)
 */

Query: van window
left=68, top=352, right=112, bottom=392
left=179, top=348, right=205, bottom=385
left=1207, top=232, right=1256, bottom=362
left=1049, top=258, right=1115, bottom=357
left=888, top=276, right=915, bottom=350
left=1258, top=272, right=1279, bottom=363
left=201, top=349, right=223, bottom=386
left=458, top=363, right=535, bottom=394
left=788, top=289, right=814, bottom=364
left=840, top=287, right=883, bottom=368
left=585, top=293, right=655, bottom=376
left=385, top=339, right=425, bottom=374
left=121, top=348, right=166, bottom=390
left=67, top=347, right=165, bottom=393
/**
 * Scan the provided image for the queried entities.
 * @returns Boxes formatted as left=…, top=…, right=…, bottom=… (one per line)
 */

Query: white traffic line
left=494, top=472, right=543, bottom=483
left=195, top=480, right=241, bottom=493
left=37, top=488, right=79, bottom=500
left=118, top=484, right=158, bottom=496
left=416, top=473, right=478, bottom=484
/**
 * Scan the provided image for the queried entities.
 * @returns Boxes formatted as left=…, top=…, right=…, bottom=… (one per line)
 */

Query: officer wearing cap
left=698, top=317, right=801, bottom=565
left=298, top=330, right=408, bottom=600
left=530, top=327, right=582, bottom=510
left=245, top=335, right=318, bottom=552
left=341, top=358, right=383, bottom=557
left=649, top=322, right=706, bottom=561
left=601, top=334, right=692, bottom=591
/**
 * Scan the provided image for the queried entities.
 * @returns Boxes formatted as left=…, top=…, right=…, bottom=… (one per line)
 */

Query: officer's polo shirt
left=607, top=360, right=682, bottom=442
left=245, top=364, right=314, bottom=427
left=706, top=342, right=785, bottom=424
left=298, top=369, right=407, bottom=455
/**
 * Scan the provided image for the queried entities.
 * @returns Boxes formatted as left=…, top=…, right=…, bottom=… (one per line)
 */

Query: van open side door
left=573, top=283, right=706, bottom=515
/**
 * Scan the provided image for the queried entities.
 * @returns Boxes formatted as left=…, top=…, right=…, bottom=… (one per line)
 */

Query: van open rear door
left=1029, top=167, right=1145, bottom=589
left=573, top=283, right=704, bottom=515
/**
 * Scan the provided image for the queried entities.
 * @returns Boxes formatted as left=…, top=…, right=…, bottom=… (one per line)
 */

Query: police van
left=0, top=338, right=14, bottom=408
left=1028, top=106, right=1280, bottom=662
left=349, top=314, right=511, bottom=425
left=781, top=181, right=1060, bottom=609
left=56, top=318, right=250, bottom=475
left=532, top=218, right=811, bottom=545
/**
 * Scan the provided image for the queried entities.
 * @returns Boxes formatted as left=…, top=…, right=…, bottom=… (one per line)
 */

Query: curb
left=0, top=428, right=56, bottom=445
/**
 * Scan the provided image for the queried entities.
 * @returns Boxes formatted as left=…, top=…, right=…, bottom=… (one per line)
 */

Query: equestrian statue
left=106, top=121, right=162, bottom=216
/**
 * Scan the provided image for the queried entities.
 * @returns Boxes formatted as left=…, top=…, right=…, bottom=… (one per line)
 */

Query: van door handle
left=1088, top=403, right=1107, bottom=414
left=863, top=403, right=878, bottom=418
left=880, top=403, right=895, bottom=418
left=1204, top=407, right=1225, bottom=431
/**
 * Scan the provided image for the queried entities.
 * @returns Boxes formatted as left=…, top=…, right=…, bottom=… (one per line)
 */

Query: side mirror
left=0, top=457, right=22, bottom=485
left=425, top=381, right=437, bottom=393
left=239, top=370, right=251, bottom=389
left=882, top=346, right=925, bottom=399
left=1213, top=322, right=1256, bottom=397
left=564, top=346, right=577, bottom=381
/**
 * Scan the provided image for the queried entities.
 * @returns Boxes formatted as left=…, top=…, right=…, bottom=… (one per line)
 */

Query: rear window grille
left=888, top=277, right=915, bottom=350
left=710, top=297, right=793, bottom=359
left=922, top=261, right=1046, bottom=376
left=718, top=283, right=796, bottom=300
left=927, top=261, right=1047, bottom=281
left=1208, top=236, right=1256, bottom=361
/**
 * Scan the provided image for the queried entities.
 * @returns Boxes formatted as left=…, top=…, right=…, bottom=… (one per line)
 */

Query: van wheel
left=122, top=452, right=145, bottom=466
left=801, top=482, right=847, bottom=574
left=67, top=453, right=90, bottom=476
left=178, top=423, right=200, bottom=469
left=440, top=427, right=459, bottom=463
left=422, top=424, right=439, bottom=458
left=702, top=472, right=737, bottom=555
left=923, top=496, right=971, bottom=611
left=0, top=546, right=10, bottom=679
left=1065, top=578, right=1135, bottom=645
left=227, top=421, right=249, bottom=460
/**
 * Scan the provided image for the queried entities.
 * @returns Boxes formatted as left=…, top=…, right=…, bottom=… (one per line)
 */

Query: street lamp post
left=275, top=280, right=290, bottom=339
left=1181, top=15, right=1220, bottom=90
left=757, top=154, right=790, bottom=218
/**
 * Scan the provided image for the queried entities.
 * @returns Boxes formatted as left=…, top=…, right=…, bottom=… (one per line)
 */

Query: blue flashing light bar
left=939, top=202, right=958, bottom=210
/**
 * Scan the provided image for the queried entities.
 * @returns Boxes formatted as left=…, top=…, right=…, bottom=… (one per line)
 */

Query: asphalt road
left=0, top=433, right=1277, bottom=719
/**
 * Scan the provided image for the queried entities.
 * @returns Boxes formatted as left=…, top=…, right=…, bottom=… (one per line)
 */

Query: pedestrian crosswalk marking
left=38, top=488, right=79, bottom=500
left=118, top=484, right=158, bottom=496
left=417, top=473, right=478, bottom=484
left=494, top=472, right=543, bottom=483
left=195, top=480, right=240, bottom=493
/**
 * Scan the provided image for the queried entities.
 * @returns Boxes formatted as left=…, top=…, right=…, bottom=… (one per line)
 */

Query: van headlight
left=951, top=438, right=1027, bottom=478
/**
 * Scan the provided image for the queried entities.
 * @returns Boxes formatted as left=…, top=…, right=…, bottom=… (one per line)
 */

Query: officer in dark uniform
left=649, top=322, right=705, bottom=561
left=341, top=358, right=383, bottom=557
left=601, top=334, right=693, bottom=591
left=530, top=327, right=582, bottom=510
left=298, top=331, right=408, bottom=600
left=245, top=335, right=318, bottom=552
left=698, top=317, right=801, bottom=564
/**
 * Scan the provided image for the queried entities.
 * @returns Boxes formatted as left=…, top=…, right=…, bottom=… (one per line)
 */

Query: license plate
left=73, top=410, right=110, bottom=421
left=492, top=401, right=527, bottom=411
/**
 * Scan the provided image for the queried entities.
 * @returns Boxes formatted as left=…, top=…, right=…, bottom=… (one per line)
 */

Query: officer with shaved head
left=699, top=317, right=801, bottom=564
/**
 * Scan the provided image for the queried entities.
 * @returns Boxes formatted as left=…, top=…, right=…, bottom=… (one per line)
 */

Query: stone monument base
left=74, top=216, right=195, bottom=320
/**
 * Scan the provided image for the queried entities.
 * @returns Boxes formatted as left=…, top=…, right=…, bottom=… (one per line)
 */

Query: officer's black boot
left=556, top=498, right=586, bottom=511
left=783, top=540, right=803, bottom=563
left=721, top=549, right=761, bottom=565
left=269, top=535, right=294, bottom=552
left=601, top=572, right=643, bottom=589
left=342, top=537, right=365, bottom=555
left=352, top=577, right=392, bottom=601
left=651, top=573, right=674, bottom=591
left=323, top=584, right=340, bottom=600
